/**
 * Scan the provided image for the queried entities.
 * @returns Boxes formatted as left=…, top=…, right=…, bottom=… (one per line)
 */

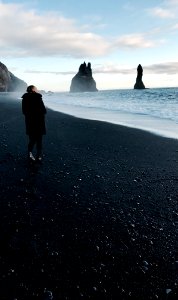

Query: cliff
left=0, top=62, right=27, bottom=92
left=134, top=64, right=145, bottom=89
left=70, top=62, right=98, bottom=92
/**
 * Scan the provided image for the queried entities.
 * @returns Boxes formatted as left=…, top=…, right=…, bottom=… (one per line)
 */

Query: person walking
left=22, top=85, right=47, bottom=162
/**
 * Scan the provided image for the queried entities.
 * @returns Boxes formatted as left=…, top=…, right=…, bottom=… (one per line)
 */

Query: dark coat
left=22, top=92, right=46, bottom=136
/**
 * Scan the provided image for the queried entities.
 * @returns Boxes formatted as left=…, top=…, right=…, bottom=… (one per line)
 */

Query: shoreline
left=43, top=87, right=178, bottom=141
left=2, top=90, right=178, bottom=141
left=44, top=102, right=178, bottom=141
left=1, top=95, right=178, bottom=299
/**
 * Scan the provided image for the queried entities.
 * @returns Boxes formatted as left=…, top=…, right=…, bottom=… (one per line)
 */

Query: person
left=22, top=85, right=47, bottom=162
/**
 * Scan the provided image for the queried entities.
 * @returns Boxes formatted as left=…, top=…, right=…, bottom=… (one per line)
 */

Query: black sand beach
left=1, top=95, right=178, bottom=299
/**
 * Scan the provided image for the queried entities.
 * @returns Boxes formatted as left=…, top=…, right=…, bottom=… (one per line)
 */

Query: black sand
left=1, top=95, right=178, bottom=299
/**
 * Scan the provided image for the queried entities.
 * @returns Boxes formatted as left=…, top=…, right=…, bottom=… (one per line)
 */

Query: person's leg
left=28, top=135, right=36, bottom=161
left=36, top=135, right=43, bottom=159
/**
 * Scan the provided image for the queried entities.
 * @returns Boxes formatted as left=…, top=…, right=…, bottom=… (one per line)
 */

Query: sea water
left=43, top=88, right=178, bottom=140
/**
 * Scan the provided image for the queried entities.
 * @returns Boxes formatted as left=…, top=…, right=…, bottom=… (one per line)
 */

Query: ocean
left=42, top=88, right=178, bottom=140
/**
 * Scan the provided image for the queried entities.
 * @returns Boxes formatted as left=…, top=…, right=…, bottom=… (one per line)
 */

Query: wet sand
left=1, top=95, right=178, bottom=299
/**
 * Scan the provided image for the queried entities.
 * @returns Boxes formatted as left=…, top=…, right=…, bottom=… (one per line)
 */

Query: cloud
left=94, top=64, right=135, bottom=74
left=148, top=0, right=178, bottom=19
left=25, top=70, right=76, bottom=75
left=0, top=2, right=161, bottom=59
left=172, top=23, right=178, bottom=29
left=25, top=62, right=178, bottom=76
left=144, top=62, right=178, bottom=74
left=94, top=62, right=178, bottom=75
left=0, top=3, right=109, bottom=58
left=148, top=7, right=175, bottom=18
left=112, top=33, right=160, bottom=49
left=166, top=0, right=178, bottom=5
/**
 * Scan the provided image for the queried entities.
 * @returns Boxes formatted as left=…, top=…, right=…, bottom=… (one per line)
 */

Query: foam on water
left=43, top=88, right=178, bottom=140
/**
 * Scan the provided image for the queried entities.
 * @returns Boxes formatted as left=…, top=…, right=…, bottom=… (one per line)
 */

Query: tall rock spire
left=134, top=64, right=145, bottom=89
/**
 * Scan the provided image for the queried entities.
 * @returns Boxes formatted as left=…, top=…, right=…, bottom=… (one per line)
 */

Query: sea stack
left=70, top=62, right=98, bottom=92
left=134, top=64, right=145, bottom=89
left=0, top=61, right=27, bottom=92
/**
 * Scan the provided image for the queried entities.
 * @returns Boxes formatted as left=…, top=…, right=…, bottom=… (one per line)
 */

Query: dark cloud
left=24, top=70, right=76, bottom=75
left=25, top=62, right=178, bottom=76
left=94, top=62, right=178, bottom=75
left=144, top=62, right=178, bottom=74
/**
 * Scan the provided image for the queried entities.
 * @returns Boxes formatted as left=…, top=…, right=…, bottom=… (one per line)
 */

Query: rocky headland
left=0, top=61, right=27, bottom=92
left=134, top=64, right=145, bottom=89
left=70, top=62, right=98, bottom=92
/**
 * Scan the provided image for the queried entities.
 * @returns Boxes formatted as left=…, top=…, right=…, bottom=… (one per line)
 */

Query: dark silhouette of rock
left=134, top=64, right=145, bottom=89
left=0, top=61, right=27, bottom=92
left=70, top=62, right=98, bottom=92
left=0, top=62, right=10, bottom=92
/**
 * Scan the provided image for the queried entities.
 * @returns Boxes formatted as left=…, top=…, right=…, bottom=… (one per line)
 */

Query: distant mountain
left=70, top=62, right=98, bottom=92
left=0, top=61, right=27, bottom=92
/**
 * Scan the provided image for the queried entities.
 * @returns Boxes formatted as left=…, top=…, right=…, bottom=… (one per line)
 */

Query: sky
left=1, top=0, right=178, bottom=91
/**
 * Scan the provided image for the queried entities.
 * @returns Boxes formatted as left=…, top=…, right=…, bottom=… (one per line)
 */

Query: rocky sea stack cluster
left=134, top=64, right=145, bottom=89
left=70, top=62, right=98, bottom=92
left=0, top=61, right=27, bottom=92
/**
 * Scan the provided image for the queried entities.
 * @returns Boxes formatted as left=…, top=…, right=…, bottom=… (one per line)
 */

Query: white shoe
left=29, top=152, right=36, bottom=161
